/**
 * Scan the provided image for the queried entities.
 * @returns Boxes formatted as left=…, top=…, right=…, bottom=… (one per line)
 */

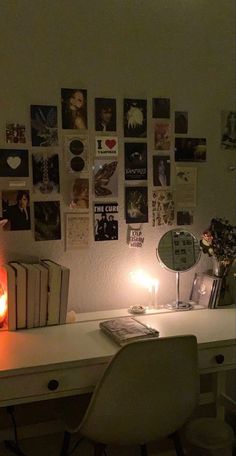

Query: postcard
left=93, top=159, right=118, bottom=197
left=61, top=88, right=87, bottom=130
left=34, top=201, right=61, bottom=241
left=0, top=149, right=29, bottom=177
left=175, top=111, right=188, bottom=134
left=176, top=209, right=194, bottom=225
left=175, top=166, right=197, bottom=207
left=153, top=155, right=170, bottom=187
left=125, top=186, right=148, bottom=224
left=66, top=213, right=89, bottom=249
left=175, top=138, right=206, bottom=162
left=32, top=151, right=60, bottom=194
left=94, top=203, right=118, bottom=241
left=95, top=136, right=118, bottom=157
left=153, top=120, right=171, bottom=150
left=64, top=134, right=89, bottom=173
left=6, top=123, right=26, bottom=144
left=124, top=99, right=147, bottom=138
left=2, top=189, right=31, bottom=231
left=125, top=143, right=147, bottom=180
left=69, top=178, right=89, bottom=211
left=221, top=110, right=236, bottom=150
left=152, top=98, right=170, bottom=119
left=152, top=190, right=174, bottom=226
left=31, top=105, right=58, bottom=146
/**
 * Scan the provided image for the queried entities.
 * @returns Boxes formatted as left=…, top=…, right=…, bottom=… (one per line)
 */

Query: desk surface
left=0, top=308, right=235, bottom=377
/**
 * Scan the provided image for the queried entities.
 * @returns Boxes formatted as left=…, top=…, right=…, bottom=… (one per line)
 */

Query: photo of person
left=2, top=190, right=31, bottom=231
left=34, top=201, right=61, bottom=241
left=32, top=151, right=60, bottom=194
left=95, top=98, right=116, bottom=131
left=0, top=149, right=29, bottom=177
left=31, top=105, right=58, bottom=147
left=152, top=98, right=170, bottom=119
left=175, top=138, right=206, bottom=162
left=94, top=203, right=118, bottom=241
left=125, top=186, right=148, bottom=223
left=175, top=111, right=188, bottom=134
left=69, top=178, right=89, bottom=210
left=221, top=110, right=236, bottom=149
left=124, top=99, right=147, bottom=138
left=153, top=155, right=170, bottom=186
left=61, top=88, right=87, bottom=130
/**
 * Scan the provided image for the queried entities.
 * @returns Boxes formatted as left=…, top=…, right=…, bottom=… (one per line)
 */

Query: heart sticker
left=105, top=139, right=116, bottom=150
left=7, top=156, right=21, bottom=169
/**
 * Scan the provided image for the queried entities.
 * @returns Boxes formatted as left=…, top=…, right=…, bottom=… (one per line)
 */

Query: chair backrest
left=79, top=335, right=199, bottom=446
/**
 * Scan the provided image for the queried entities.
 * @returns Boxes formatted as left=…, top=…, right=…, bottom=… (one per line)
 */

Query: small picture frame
left=189, top=273, right=222, bottom=308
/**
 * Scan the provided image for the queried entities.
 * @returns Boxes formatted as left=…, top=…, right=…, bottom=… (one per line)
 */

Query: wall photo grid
left=0, top=88, right=235, bottom=249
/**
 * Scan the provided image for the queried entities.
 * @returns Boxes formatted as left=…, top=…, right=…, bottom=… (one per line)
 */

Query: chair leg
left=94, top=442, right=107, bottom=456
left=169, top=431, right=185, bottom=456
left=140, top=444, right=148, bottom=456
left=60, top=431, right=71, bottom=456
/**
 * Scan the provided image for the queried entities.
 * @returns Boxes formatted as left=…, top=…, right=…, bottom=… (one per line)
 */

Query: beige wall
left=0, top=0, right=235, bottom=312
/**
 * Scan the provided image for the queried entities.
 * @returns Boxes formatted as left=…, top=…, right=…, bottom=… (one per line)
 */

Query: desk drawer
left=199, top=345, right=236, bottom=371
left=0, top=363, right=106, bottom=404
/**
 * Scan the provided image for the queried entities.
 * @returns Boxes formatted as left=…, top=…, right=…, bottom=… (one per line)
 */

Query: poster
left=94, top=203, right=118, bottom=241
left=64, top=134, right=89, bottom=173
left=6, top=123, right=26, bottom=144
left=0, top=149, right=29, bottom=177
left=175, top=138, right=206, bottom=162
left=128, top=227, right=144, bottom=248
left=153, top=155, right=170, bottom=186
left=221, top=110, right=236, bottom=149
left=95, top=98, right=116, bottom=131
left=61, top=88, right=87, bottom=130
left=34, top=201, right=61, bottom=241
left=153, top=120, right=171, bottom=150
left=124, top=98, right=147, bottom=138
left=69, top=178, right=89, bottom=211
left=152, top=98, right=170, bottom=119
left=95, top=136, right=118, bottom=157
left=2, top=190, right=31, bottom=231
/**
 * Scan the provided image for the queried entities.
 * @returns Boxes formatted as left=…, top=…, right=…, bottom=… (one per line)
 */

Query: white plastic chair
left=59, top=335, right=199, bottom=455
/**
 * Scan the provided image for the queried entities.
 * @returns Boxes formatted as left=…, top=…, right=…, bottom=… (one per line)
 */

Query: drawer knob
left=215, top=354, right=225, bottom=364
left=47, top=379, right=59, bottom=391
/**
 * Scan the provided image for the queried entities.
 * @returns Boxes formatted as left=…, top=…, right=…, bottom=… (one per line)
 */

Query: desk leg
left=213, top=371, right=226, bottom=420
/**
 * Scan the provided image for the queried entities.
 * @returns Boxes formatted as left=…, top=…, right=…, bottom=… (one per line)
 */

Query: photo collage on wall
left=0, top=84, right=234, bottom=247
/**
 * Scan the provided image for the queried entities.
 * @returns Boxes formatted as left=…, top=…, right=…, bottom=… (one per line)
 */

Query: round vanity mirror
left=157, top=229, right=201, bottom=310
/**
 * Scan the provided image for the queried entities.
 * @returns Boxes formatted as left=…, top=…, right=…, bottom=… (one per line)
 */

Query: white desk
left=0, top=308, right=235, bottom=418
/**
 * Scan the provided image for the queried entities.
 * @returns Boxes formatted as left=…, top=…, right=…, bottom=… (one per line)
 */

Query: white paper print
left=95, top=136, right=118, bottom=157
left=128, top=227, right=144, bottom=248
left=175, top=167, right=197, bottom=207
left=66, top=213, right=89, bottom=249
left=152, top=190, right=174, bottom=226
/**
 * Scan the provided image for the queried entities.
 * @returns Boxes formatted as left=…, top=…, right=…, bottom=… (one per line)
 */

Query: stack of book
left=190, top=272, right=222, bottom=309
left=0, top=260, right=70, bottom=331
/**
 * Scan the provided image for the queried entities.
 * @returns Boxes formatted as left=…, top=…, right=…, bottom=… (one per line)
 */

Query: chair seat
left=185, top=417, right=234, bottom=450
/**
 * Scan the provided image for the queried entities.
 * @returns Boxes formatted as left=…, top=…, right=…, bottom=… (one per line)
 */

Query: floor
left=0, top=432, right=177, bottom=456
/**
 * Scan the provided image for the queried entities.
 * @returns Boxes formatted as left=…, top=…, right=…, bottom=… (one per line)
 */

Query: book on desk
left=99, top=317, right=160, bottom=346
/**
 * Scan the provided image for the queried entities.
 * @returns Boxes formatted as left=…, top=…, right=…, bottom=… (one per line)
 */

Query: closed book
left=0, top=264, right=16, bottom=331
left=59, top=266, right=70, bottom=325
left=99, top=317, right=159, bottom=346
left=21, top=263, right=40, bottom=329
left=9, top=262, right=27, bottom=329
left=33, top=263, right=49, bottom=327
left=41, top=260, right=62, bottom=326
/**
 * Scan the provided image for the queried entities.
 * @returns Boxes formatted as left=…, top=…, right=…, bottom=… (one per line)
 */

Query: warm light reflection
left=129, top=269, right=159, bottom=308
left=0, top=287, right=7, bottom=324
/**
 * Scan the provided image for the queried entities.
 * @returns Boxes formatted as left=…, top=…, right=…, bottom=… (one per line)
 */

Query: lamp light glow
left=0, top=284, right=7, bottom=325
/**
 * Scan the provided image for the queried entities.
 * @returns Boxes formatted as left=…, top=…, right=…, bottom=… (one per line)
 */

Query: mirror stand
left=165, top=271, right=193, bottom=311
